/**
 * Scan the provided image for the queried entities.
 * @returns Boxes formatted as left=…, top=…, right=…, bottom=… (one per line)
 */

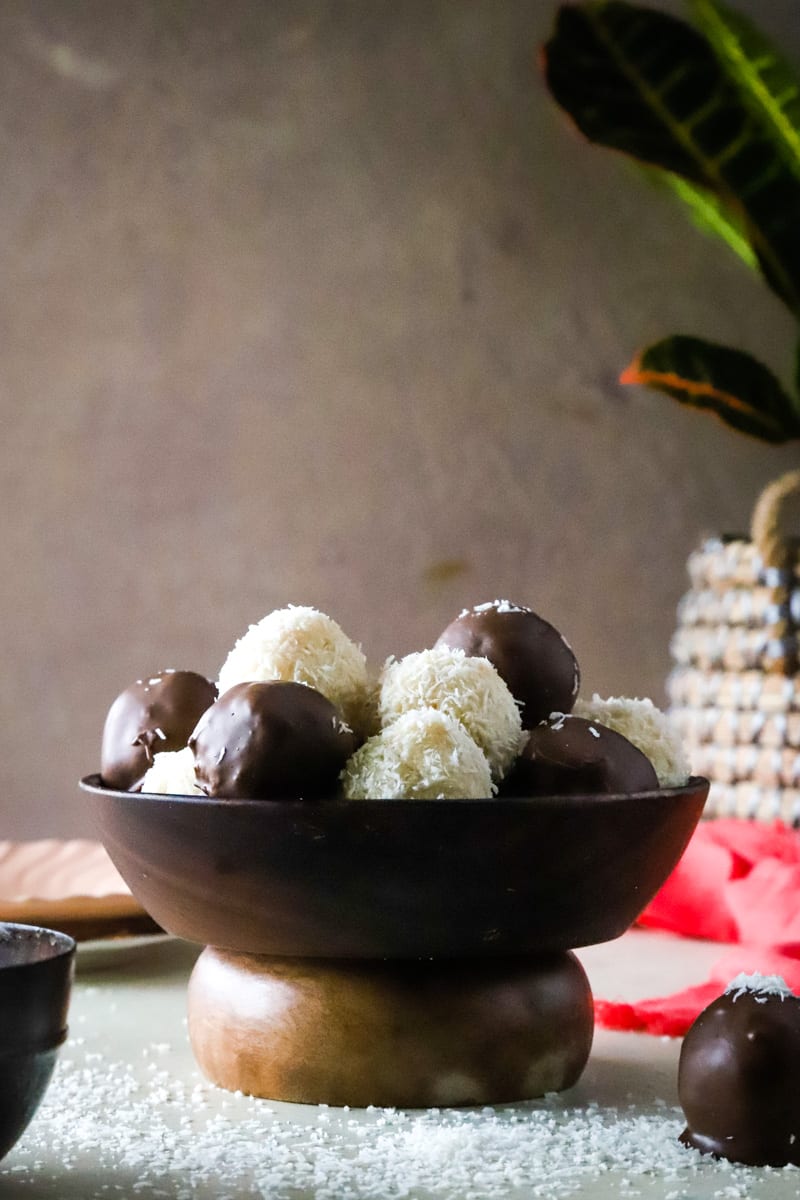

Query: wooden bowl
left=0, top=923, right=75, bottom=1161
left=81, top=775, right=707, bottom=959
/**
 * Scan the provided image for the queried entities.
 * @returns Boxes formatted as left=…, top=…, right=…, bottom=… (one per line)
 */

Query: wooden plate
left=0, top=840, right=157, bottom=941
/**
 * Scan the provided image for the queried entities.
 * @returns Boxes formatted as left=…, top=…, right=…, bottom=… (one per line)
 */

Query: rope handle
left=751, top=469, right=800, bottom=569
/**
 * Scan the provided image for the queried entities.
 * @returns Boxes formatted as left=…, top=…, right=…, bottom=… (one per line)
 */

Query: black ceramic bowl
left=0, top=923, right=75, bottom=1161
left=82, top=774, right=707, bottom=958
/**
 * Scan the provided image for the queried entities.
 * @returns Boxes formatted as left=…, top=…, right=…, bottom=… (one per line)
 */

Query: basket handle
left=751, top=469, right=800, bottom=569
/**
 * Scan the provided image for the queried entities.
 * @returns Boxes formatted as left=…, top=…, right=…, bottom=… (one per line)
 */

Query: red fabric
left=594, top=983, right=721, bottom=1038
left=636, top=829, right=739, bottom=942
left=725, top=861, right=800, bottom=951
left=594, top=819, right=800, bottom=1036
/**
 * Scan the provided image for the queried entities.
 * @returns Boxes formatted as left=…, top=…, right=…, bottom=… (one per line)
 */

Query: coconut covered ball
left=141, top=747, right=204, bottom=796
left=341, top=708, right=494, bottom=800
left=573, top=694, right=690, bottom=787
left=379, top=646, right=522, bottom=780
left=217, top=606, right=369, bottom=734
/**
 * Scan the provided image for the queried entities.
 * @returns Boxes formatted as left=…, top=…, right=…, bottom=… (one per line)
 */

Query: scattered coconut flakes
left=573, top=694, right=690, bottom=788
left=341, top=707, right=494, bottom=800
left=458, top=599, right=531, bottom=618
left=141, top=747, right=204, bottom=796
left=2, top=1052, right=779, bottom=1200
left=216, top=606, right=369, bottom=734
left=379, top=647, right=522, bottom=779
left=725, top=972, right=795, bottom=1002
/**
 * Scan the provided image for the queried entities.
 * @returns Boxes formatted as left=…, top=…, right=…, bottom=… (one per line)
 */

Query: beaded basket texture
left=668, top=470, right=800, bottom=825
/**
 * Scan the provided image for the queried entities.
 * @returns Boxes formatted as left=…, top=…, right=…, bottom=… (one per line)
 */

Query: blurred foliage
left=543, top=0, right=800, bottom=443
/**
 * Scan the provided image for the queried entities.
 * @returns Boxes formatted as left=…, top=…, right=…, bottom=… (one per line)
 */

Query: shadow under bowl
left=82, top=774, right=707, bottom=958
left=0, top=924, right=75, bottom=1161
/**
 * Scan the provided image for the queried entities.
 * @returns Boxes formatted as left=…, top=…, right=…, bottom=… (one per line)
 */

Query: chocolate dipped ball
left=502, top=714, right=658, bottom=796
left=189, top=680, right=357, bottom=800
left=678, top=974, right=800, bottom=1166
left=101, top=670, right=217, bottom=792
left=435, top=601, right=579, bottom=728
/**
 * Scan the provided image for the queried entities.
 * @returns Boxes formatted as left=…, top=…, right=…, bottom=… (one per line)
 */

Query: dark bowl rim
left=0, top=923, right=76, bottom=970
left=81, top=772, right=708, bottom=809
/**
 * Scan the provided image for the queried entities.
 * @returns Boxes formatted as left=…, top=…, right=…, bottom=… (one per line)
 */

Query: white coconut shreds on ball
left=573, top=694, right=690, bottom=788
left=358, top=672, right=383, bottom=739
left=217, top=606, right=369, bottom=734
left=341, top=708, right=494, bottom=800
left=379, top=646, right=522, bottom=780
left=141, top=747, right=203, bottom=796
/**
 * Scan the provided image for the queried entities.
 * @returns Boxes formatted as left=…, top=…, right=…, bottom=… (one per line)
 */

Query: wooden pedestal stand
left=188, top=948, right=594, bottom=1108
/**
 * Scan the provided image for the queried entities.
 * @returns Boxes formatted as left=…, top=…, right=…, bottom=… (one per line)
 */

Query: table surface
left=1, top=929, right=799, bottom=1200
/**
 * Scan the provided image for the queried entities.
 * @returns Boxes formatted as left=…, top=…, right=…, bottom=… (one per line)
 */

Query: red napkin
left=594, top=819, right=800, bottom=1036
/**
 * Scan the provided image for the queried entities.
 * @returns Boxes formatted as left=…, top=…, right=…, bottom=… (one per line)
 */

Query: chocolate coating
left=435, top=604, right=579, bottom=728
left=189, top=681, right=357, bottom=800
left=501, top=714, right=658, bottom=796
left=679, top=986, right=800, bottom=1166
left=101, top=670, right=217, bottom=791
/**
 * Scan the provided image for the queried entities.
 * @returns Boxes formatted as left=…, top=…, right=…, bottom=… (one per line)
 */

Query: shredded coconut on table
left=2, top=1050, right=790, bottom=1199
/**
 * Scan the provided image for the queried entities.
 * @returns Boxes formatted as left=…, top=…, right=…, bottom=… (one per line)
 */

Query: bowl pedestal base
left=187, top=947, right=594, bottom=1107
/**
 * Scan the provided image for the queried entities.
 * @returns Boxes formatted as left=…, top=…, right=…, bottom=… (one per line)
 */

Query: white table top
left=2, top=929, right=799, bottom=1199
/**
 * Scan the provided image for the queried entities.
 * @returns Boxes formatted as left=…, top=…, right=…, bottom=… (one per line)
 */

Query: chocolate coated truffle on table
left=435, top=601, right=579, bottom=728
left=502, top=714, right=658, bottom=796
left=190, top=680, right=357, bottom=800
left=101, top=670, right=218, bottom=792
left=678, top=973, right=800, bottom=1166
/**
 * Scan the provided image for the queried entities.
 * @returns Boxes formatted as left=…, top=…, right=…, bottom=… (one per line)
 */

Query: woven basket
left=668, top=470, right=800, bottom=824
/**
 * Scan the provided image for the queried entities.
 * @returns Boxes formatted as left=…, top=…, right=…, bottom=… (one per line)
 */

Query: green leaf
left=640, top=167, right=758, bottom=269
left=689, top=0, right=800, bottom=180
left=542, top=3, right=800, bottom=315
left=620, top=335, right=800, bottom=443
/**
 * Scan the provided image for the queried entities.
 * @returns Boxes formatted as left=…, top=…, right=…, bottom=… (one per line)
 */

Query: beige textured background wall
left=1, top=0, right=798, bottom=837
